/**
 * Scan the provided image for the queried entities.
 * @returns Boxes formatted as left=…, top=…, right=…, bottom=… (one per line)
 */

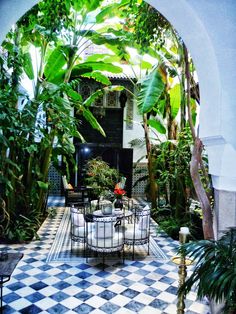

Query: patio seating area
left=0, top=196, right=210, bottom=314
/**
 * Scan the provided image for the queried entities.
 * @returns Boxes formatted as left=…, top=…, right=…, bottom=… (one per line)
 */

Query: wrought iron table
left=93, top=209, right=133, bottom=219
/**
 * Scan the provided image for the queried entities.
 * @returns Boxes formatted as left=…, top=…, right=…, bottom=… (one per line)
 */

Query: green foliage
left=126, top=0, right=170, bottom=52
left=148, top=118, right=166, bottom=134
left=180, top=228, right=236, bottom=313
left=169, top=83, right=181, bottom=119
left=137, top=67, right=165, bottom=114
left=85, top=157, right=120, bottom=198
left=157, top=216, right=181, bottom=239
left=46, top=207, right=57, bottom=218
left=0, top=0, right=129, bottom=242
left=156, top=208, right=203, bottom=241
left=155, top=127, right=193, bottom=208
left=5, top=211, right=41, bottom=243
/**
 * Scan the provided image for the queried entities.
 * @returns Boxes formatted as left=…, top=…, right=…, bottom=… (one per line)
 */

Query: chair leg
left=147, top=240, right=150, bottom=256
left=86, top=246, right=89, bottom=263
left=83, top=241, right=86, bottom=258
left=102, top=253, right=105, bottom=271
left=122, top=247, right=125, bottom=265
left=132, top=243, right=135, bottom=260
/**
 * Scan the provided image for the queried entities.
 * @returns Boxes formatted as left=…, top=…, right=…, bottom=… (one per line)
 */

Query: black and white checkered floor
left=0, top=196, right=210, bottom=313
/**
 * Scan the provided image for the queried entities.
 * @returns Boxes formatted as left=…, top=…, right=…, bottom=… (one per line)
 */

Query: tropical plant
left=0, top=0, right=128, bottom=242
left=104, top=2, right=192, bottom=210
left=125, top=0, right=215, bottom=241
left=179, top=227, right=236, bottom=313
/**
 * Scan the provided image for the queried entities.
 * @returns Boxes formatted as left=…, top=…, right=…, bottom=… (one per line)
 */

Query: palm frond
left=178, top=228, right=236, bottom=312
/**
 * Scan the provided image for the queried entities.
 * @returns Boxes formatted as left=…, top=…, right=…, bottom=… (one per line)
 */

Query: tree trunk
left=190, top=139, right=214, bottom=240
left=183, top=43, right=214, bottom=240
left=143, top=114, right=157, bottom=209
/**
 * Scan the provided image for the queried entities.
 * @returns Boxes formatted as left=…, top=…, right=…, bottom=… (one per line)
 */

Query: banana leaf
left=137, top=67, right=165, bottom=114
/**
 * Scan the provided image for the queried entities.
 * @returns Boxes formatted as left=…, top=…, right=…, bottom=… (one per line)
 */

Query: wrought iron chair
left=70, top=203, right=94, bottom=255
left=87, top=215, right=124, bottom=268
left=124, top=206, right=151, bottom=260
left=62, top=176, right=91, bottom=206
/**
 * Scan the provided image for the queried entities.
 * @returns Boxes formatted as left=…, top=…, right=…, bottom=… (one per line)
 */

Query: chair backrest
left=71, top=207, right=85, bottom=227
left=137, top=210, right=150, bottom=232
left=70, top=205, right=87, bottom=227
left=122, top=197, right=133, bottom=210
left=70, top=204, right=95, bottom=246
left=87, top=216, right=124, bottom=251
left=125, top=207, right=150, bottom=243
left=94, top=216, right=117, bottom=239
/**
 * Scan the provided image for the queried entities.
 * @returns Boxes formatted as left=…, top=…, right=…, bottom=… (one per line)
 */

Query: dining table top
left=92, top=209, right=133, bottom=218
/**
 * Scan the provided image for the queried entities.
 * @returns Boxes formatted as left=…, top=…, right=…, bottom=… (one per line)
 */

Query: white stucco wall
left=123, top=97, right=146, bottom=163
left=1, top=0, right=236, bottom=192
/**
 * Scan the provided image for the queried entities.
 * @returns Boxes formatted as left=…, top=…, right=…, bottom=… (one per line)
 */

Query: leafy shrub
left=85, top=157, right=120, bottom=199
left=180, top=228, right=236, bottom=313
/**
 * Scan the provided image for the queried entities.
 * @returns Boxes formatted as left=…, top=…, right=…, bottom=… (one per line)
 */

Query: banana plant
left=28, top=1, right=127, bottom=208
left=0, top=0, right=129, bottom=241
left=137, top=67, right=165, bottom=209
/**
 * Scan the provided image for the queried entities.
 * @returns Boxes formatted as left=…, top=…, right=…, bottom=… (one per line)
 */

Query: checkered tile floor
left=0, top=196, right=210, bottom=313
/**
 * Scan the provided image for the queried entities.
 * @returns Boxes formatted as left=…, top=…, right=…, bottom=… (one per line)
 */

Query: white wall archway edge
left=1, top=0, right=236, bottom=198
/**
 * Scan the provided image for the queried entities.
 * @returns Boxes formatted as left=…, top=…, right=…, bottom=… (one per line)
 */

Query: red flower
left=114, top=188, right=126, bottom=197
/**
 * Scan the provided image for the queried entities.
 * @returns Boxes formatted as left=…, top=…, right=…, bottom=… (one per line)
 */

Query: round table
left=93, top=209, right=133, bottom=219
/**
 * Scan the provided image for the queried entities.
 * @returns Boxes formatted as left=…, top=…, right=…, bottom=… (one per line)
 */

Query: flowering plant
left=114, top=188, right=126, bottom=198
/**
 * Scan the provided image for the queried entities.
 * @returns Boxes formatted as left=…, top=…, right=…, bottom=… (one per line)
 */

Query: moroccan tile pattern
left=0, top=196, right=210, bottom=313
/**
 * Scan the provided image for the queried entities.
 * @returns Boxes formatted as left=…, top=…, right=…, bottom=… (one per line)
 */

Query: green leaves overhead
left=82, top=86, right=123, bottom=108
left=37, top=181, right=49, bottom=190
left=103, top=85, right=124, bottom=92
left=73, top=61, right=122, bottom=74
left=85, top=53, right=120, bottom=63
left=22, top=52, right=34, bottom=80
left=137, top=67, right=165, bottom=114
left=148, top=118, right=166, bottom=134
left=169, top=83, right=181, bottom=119
left=82, top=90, right=103, bottom=107
left=96, top=0, right=129, bottom=23
left=72, top=0, right=103, bottom=14
left=81, top=71, right=111, bottom=85
left=44, top=46, right=69, bottom=81
left=82, top=108, right=106, bottom=137
left=66, top=87, right=83, bottom=103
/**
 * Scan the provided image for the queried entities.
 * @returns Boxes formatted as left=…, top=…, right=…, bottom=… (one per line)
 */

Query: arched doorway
left=1, top=0, right=236, bottom=235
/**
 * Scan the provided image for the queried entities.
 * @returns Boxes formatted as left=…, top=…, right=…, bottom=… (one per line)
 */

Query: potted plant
left=114, top=187, right=126, bottom=210
left=179, top=227, right=236, bottom=314
left=85, top=157, right=120, bottom=200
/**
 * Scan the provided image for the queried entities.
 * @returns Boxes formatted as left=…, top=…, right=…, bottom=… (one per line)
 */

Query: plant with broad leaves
left=179, top=227, right=236, bottom=313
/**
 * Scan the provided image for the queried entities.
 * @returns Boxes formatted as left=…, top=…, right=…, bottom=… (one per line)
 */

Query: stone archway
left=1, top=0, right=236, bottom=235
